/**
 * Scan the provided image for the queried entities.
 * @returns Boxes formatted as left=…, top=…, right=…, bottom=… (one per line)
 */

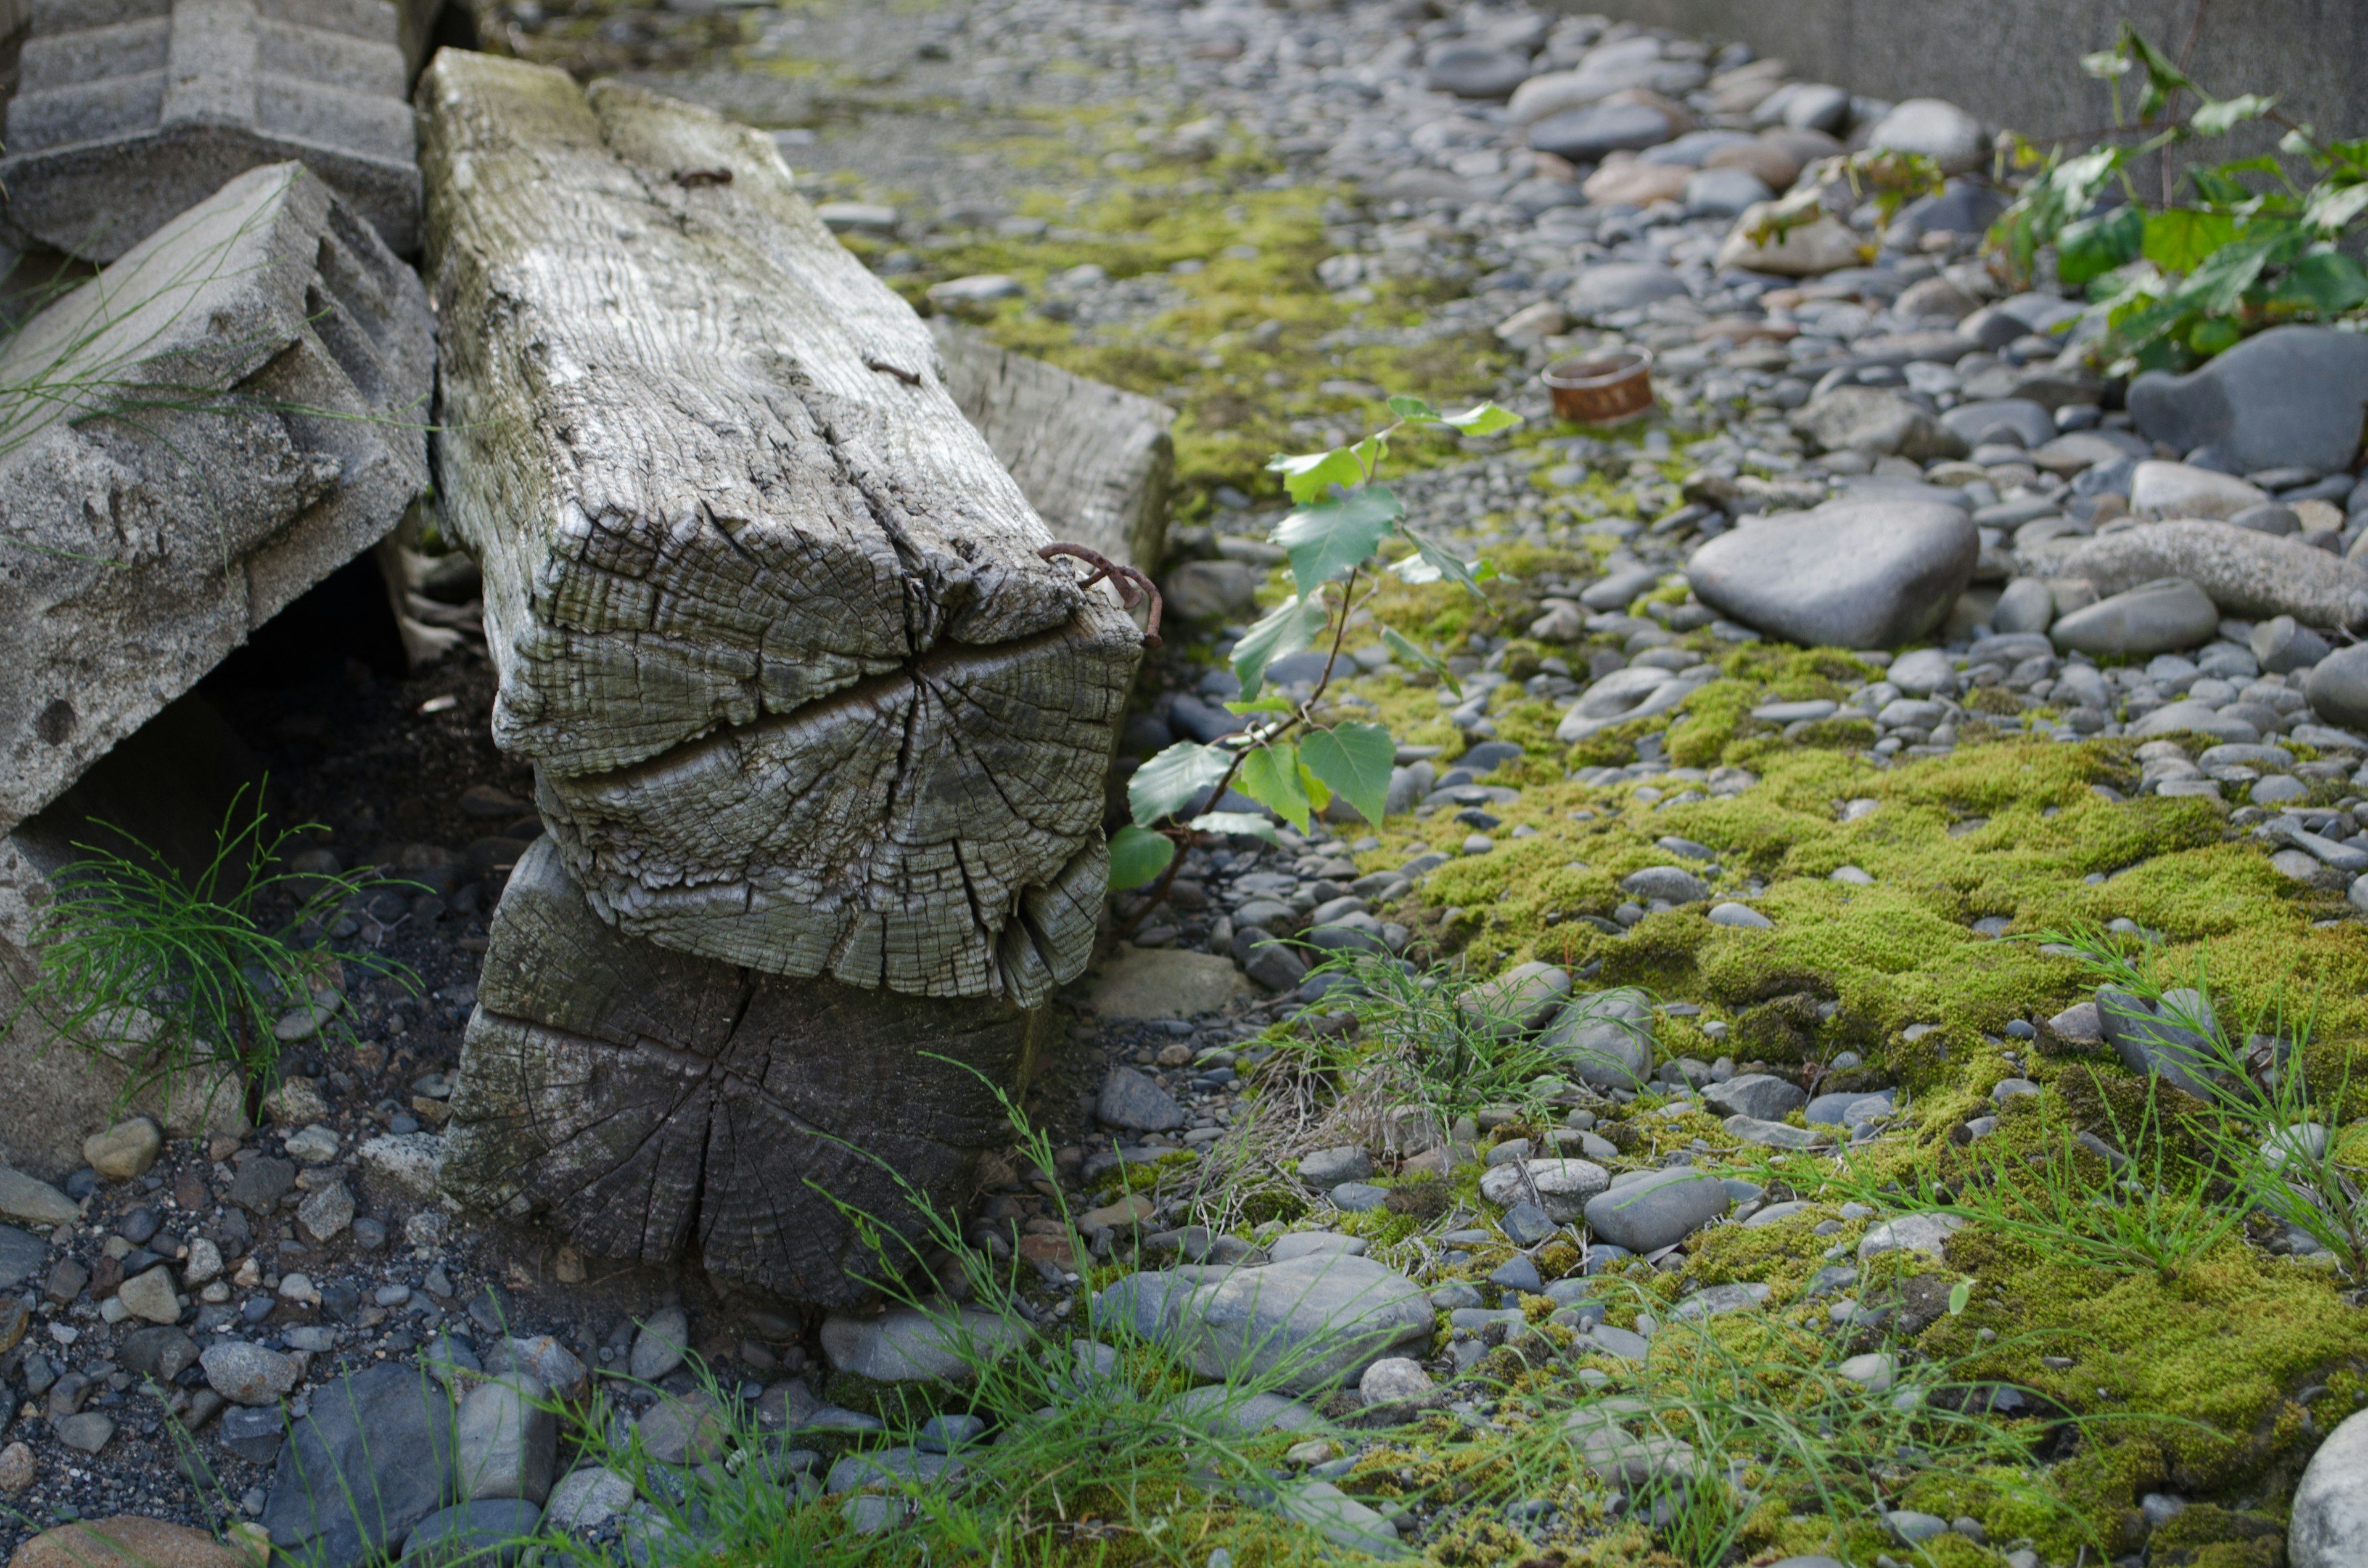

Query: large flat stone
left=2128, top=327, right=2368, bottom=475
left=2291, top=1407, right=2368, bottom=1568
left=2052, top=523, right=2368, bottom=630
left=2049, top=578, right=2222, bottom=656
left=1178, top=1253, right=1431, bottom=1395
left=2, top=0, right=427, bottom=260
left=1687, top=498, right=1978, bottom=648
left=0, top=163, right=432, bottom=835
left=262, top=1363, right=459, bottom=1568
left=1087, top=946, right=1254, bottom=1022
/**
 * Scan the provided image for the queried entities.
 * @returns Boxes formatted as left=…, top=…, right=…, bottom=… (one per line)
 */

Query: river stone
left=1716, top=203, right=1864, bottom=276
left=1425, top=45, right=1531, bottom=99
left=1865, top=98, right=1986, bottom=174
left=1478, top=1159, right=1611, bottom=1224
left=1540, top=990, right=1656, bottom=1088
left=1180, top=1253, right=1430, bottom=1394
left=1582, top=1168, right=1731, bottom=1252
left=1359, top=1357, right=1433, bottom=1405
left=1461, top=961, right=1571, bottom=1034
left=1621, top=866, right=1708, bottom=903
left=2253, top=615, right=2332, bottom=675
left=1791, top=388, right=1969, bottom=461
left=1992, top=577, right=2056, bottom=634
left=2129, top=462, right=2269, bottom=521
left=81, top=1119, right=163, bottom=1182
left=2049, top=578, right=2220, bottom=655
left=1684, top=167, right=1772, bottom=219
left=1703, top=1074, right=1807, bottom=1122
left=115, top=1266, right=180, bottom=1325
left=1941, top=399, right=2053, bottom=451
left=2126, top=702, right=2258, bottom=744
left=1529, top=101, right=1679, bottom=163
left=455, top=1374, right=556, bottom=1504
left=0, top=1170, right=77, bottom=1227
left=1097, top=1067, right=1186, bottom=1131
left=546, top=1467, right=636, bottom=1532
left=627, top=1307, right=686, bottom=1382
left=1088, top=947, right=1254, bottom=1021
left=263, top=1363, right=460, bottom=1568
left=2096, top=987, right=2219, bottom=1099
left=400, top=1500, right=542, bottom=1568
left=10, top=1517, right=249, bottom=1568
left=2128, top=326, right=2368, bottom=475
left=820, top=1306, right=1027, bottom=1381
left=202, top=1343, right=300, bottom=1406
left=2307, top=646, right=2368, bottom=730
left=1886, top=647, right=1956, bottom=696
left=2291, top=1407, right=2368, bottom=1568
left=1164, top=560, right=1259, bottom=622
left=1856, top=1212, right=1967, bottom=1261
left=1687, top=498, right=1978, bottom=649
left=1567, top=262, right=1689, bottom=318
left=1297, top=1146, right=1372, bottom=1188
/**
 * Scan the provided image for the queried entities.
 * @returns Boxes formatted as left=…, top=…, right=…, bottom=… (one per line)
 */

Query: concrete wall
left=1581, top=0, right=2368, bottom=158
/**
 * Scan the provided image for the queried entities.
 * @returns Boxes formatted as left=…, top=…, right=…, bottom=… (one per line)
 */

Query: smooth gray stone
left=1688, top=498, right=1978, bottom=649
left=1499, top=1201, right=1557, bottom=1246
left=1330, top=1182, right=1390, bottom=1213
left=220, top=1404, right=288, bottom=1465
left=401, top=1500, right=543, bottom=1568
left=1587, top=1324, right=1652, bottom=1360
left=2254, top=615, right=2332, bottom=674
left=1098, top=1067, right=1186, bottom=1131
left=1888, top=647, right=1957, bottom=696
left=1941, top=398, right=2054, bottom=450
left=1462, top=960, right=1572, bottom=1034
left=1992, top=576, right=2057, bottom=634
left=2050, top=577, right=2221, bottom=656
left=1582, top=1168, right=1730, bottom=1252
left=1567, top=263, right=1690, bottom=318
left=1424, top=44, right=1532, bottom=99
left=1531, top=101, right=1677, bottom=162
left=818, top=1305, right=1026, bottom=1381
left=1621, top=866, right=1708, bottom=903
left=0, top=1226, right=47, bottom=1292
left=1708, top=901, right=1772, bottom=929
left=1297, top=1146, right=1372, bottom=1188
left=2127, top=700, right=2259, bottom=744
left=1703, top=1073, right=1806, bottom=1122
left=456, top=1375, right=557, bottom=1504
left=1685, top=166, right=1772, bottom=218
left=628, top=1307, right=686, bottom=1382
left=2291, top=1408, right=2368, bottom=1568
left=262, top=1363, right=460, bottom=1568
left=1866, top=98, right=1986, bottom=173
left=1177, top=1254, right=1430, bottom=1394
left=1671, top=1282, right=1771, bottom=1320
left=1539, top=989, right=1656, bottom=1090
left=2096, top=986, right=2219, bottom=1099
left=2307, top=644, right=2368, bottom=730
left=1792, top=387, right=1969, bottom=461
left=2058, top=519, right=2368, bottom=629
left=2128, top=326, right=2368, bottom=475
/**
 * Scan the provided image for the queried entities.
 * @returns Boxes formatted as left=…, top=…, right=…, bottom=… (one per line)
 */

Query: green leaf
left=1236, top=742, right=1312, bottom=832
left=2304, top=180, right=2368, bottom=237
left=2058, top=204, right=2145, bottom=285
left=1301, top=723, right=1394, bottom=827
left=2192, top=94, right=2275, bottom=136
left=2143, top=208, right=2240, bottom=273
left=1224, top=694, right=1293, bottom=715
left=2122, top=23, right=2191, bottom=123
left=1391, top=525, right=1495, bottom=599
left=1442, top=402, right=1523, bottom=437
left=1128, top=742, right=1233, bottom=827
left=1380, top=625, right=1463, bottom=697
left=1265, top=446, right=1365, bottom=505
left=1385, top=395, right=1438, bottom=420
left=1231, top=593, right=1333, bottom=702
left=1186, top=811, right=1280, bottom=845
left=2267, top=250, right=2368, bottom=314
left=1947, top=1279, right=1973, bottom=1316
left=1297, top=763, right=1331, bottom=815
left=2189, top=316, right=2243, bottom=356
left=1274, top=486, right=1403, bottom=597
left=1107, top=824, right=1175, bottom=890
left=2179, top=231, right=2284, bottom=315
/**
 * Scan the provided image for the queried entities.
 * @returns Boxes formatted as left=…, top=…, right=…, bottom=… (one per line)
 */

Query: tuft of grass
left=10, top=784, right=418, bottom=1122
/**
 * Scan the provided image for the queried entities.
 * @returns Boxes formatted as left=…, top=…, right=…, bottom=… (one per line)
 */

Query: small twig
left=863, top=357, right=924, bottom=385
left=673, top=167, right=733, bottom=189
left=1038, top=543, right=1163, bottom=648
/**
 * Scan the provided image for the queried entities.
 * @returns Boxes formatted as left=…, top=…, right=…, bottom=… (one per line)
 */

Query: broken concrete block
left=0, top=160, right=434, bottom=835
left=929, top=319, right=1176, bottom=572
left=2, top=0, right=427, bottom=261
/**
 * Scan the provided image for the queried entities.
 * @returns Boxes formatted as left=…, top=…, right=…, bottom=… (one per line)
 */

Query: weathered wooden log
left=2, top=0, right=427, bottom=260
left=442, top=837, right=1034, bottom=1305
left=929, top=319, right=1175, bottom=573
left=0, top=160, right=433, bottom=836
left=420, top=54, right=1142, bottom=1006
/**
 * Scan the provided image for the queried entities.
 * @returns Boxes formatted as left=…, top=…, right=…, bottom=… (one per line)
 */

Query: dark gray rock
left=1499, top=1201, right=1557, bottom=1246
left=263, top=1362, right=460, bottom=1568
left=120, top=1326, right=200, bottom=1384
left=2306, top=645, right=2368, bottom=730
left=1460, top=961, right=1571, bottom=1033
left=2128, top=327, right=2368, bottom=475
left=1424, top=45, right=1531, bottom=99
left=2049, top=577, right=2220, bottom=655
left=1583, top=1169, right=1731, bottom=1252
left=2253, top=615, right=2332, bottom=674
left=1233, top=929, right=1309, bottom=992
left=2096, top=986, right=2219, bottom=1099
left=1567, top=262, right=1690, bottom=318
left=1540, top=990, right=1655, bottom=1089
left=1097, top=1067, right=1185, bottom=1132
left=1687, top=498, right=1978, bottom=649
left=400, top=1500, right=543, bottom=1568
left=0, top=1226, right=47, bottom=1292
left=1179, top=1253, right=1430, bottom=1394
left=1297, top=1146, right=1372, bottom=1188
left=1703, top=1073, right=1807, bottom=1122
left=1530, top=102, right=1677, bottom=162
left=1621, top=866, right=1708, bottom=903
left=1487, top=1254, right=1543, bottom=1294
left=221, top=1404, right=289, bottom=1465
left=229, top=1157, right=297, bottom=1215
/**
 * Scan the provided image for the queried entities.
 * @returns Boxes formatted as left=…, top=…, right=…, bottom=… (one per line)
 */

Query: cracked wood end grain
left=419, top=54, right=1141, bottom=1003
